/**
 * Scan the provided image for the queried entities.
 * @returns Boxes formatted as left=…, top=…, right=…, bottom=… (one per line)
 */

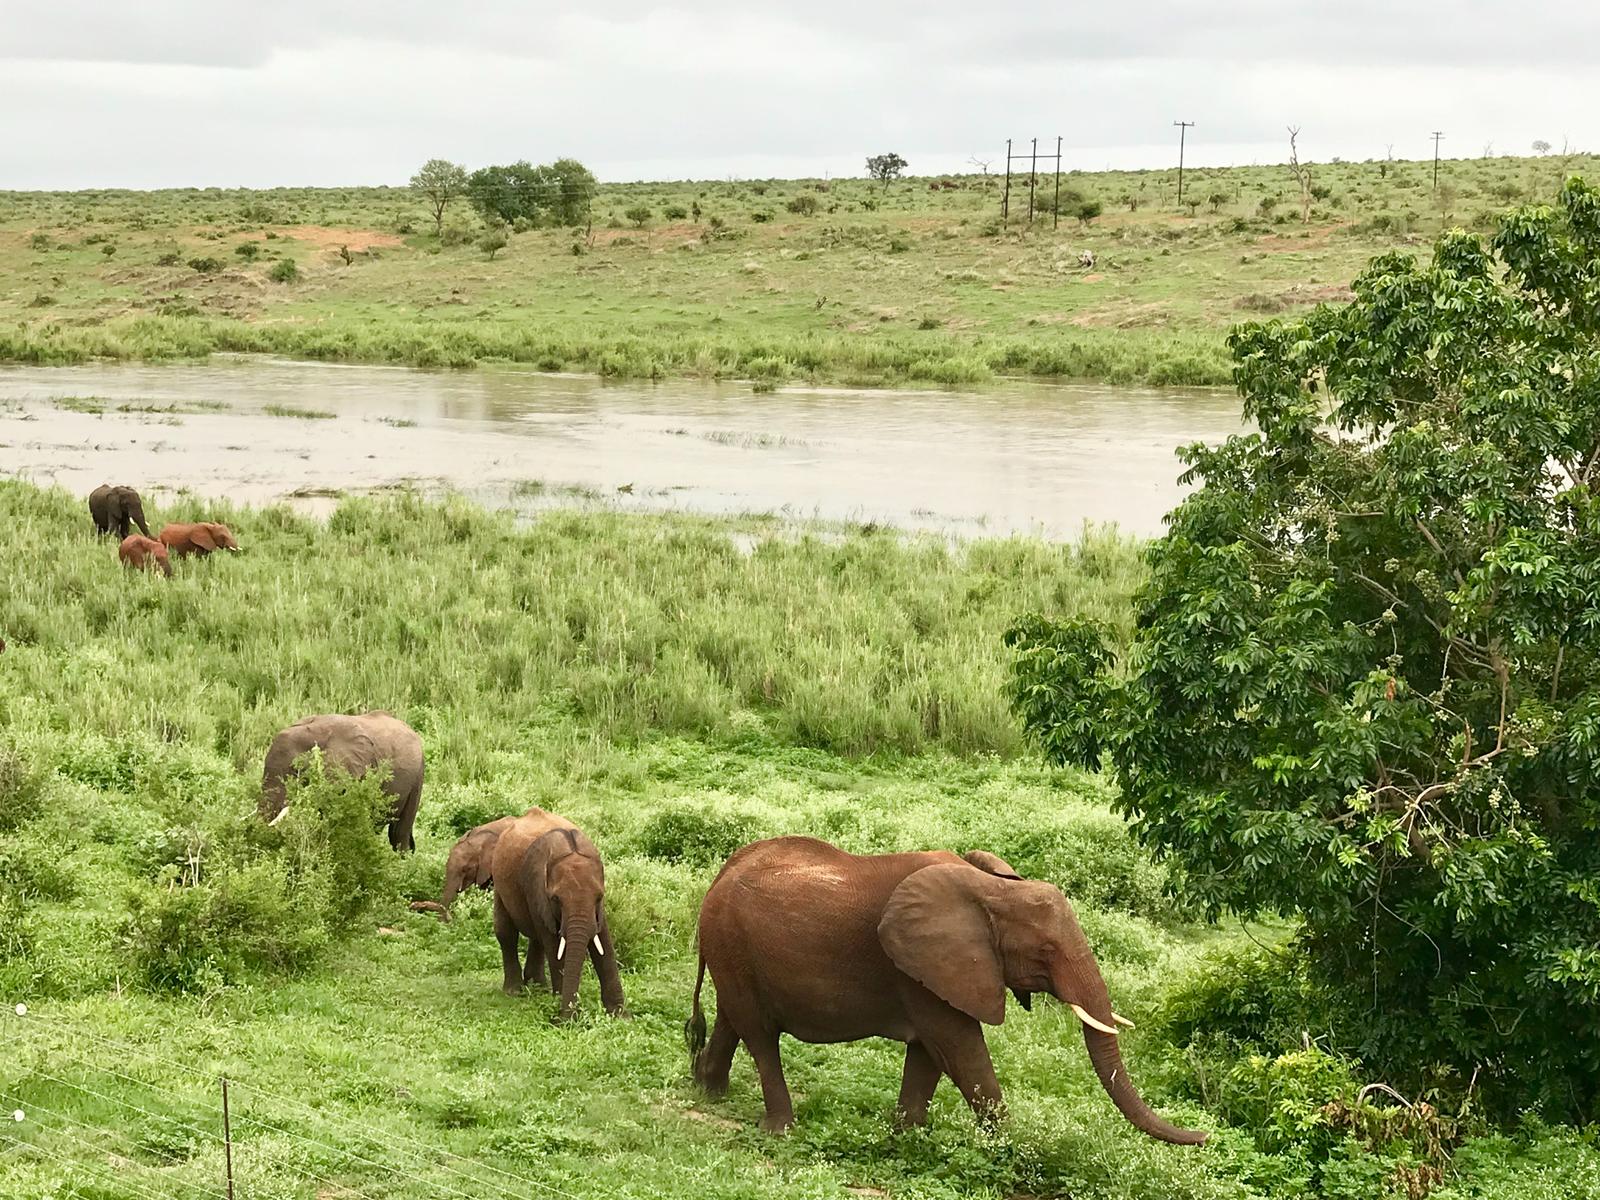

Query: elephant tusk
left=1070, top=1004, right=1119, bottom=1035
left=593, top=935, right=604, bottom=956
left=557, top=937, right=566, bottom=959
left=1113, top=1013, right=1136, bottom=1029
left=268, top=808, right=288, bottom=826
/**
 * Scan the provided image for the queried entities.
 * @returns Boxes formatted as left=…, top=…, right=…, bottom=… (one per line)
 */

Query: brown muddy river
left=0, top=358, right=1243, bottom=538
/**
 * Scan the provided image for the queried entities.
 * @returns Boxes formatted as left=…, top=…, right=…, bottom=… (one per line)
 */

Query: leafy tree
left=467, top=161, right=544, bottom=226
left=1207, top=191, right=1229, bottom=214
left=1005, top=178, right=1600, bottom=1119
left=1533, top=139, right=1553, bottom=156
left=478, top=225, right=509, bottom=260
left=624, top=204, right=652, bottom=229
left=545, top=157, right=597, bottom=226
left=1074, top=199, right=1103, bottom=227
left=786, top=194, right=819, bottom=216
left=410, top=158, right=469, bottom=238
left=866, top=152, right=908, bottom=191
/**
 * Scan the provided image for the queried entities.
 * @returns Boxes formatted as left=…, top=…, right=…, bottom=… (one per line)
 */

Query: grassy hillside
left=1, top=482, right=1596, bottom=1199
left=2, top=153, right=1594, bottom=388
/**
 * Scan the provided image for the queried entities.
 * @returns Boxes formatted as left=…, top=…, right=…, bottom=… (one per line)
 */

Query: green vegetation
left=2, top=480, right=1595, bottom=1197
left=1007, top=183, right=1600, bottom=1125
left=262, top=404, right=336, bottom=419
left=4, top=153, right=1594, bottom=387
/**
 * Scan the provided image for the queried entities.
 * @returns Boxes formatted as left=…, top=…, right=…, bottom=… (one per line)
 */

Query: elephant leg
left=493, top=900, right=524, bottom=996
left=591, top=922, right=626, bottom=1015
left=930, top=1031, right=1004, bottom=1126
left=388, top=785, right=419, bottom=852
left=695, top=1014, right=739, bottom=1098
left=742, top=1028, right=795, bottom=1134
left=523, top=944, right=546, bottom=988
left=895, top=1041, right=941, bottom=1128
left=538, top=930, right=561, bottom=995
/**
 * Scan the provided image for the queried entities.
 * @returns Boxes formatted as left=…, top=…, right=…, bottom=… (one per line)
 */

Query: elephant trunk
left=133, top=506, right=150, bottom=538
left=556, top=912, right=594, bottom=1021
left=1053, top=957, right=1207, bottom=1146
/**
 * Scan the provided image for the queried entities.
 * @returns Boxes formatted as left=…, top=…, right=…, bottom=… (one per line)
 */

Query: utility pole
left=221, top=1078, right=234, bottom=1200
left=1431, top=131, right=1445, bottom=190
left=1002, top=138, right=1012, bottom=226
left=1028, top=137, right=1038, bottom=224
left=1053, top=136, right=1062, bottom=231
left=1173, top=121, right=1195, bottom=206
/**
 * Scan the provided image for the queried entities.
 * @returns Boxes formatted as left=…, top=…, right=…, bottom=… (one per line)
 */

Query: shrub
left=186, top=256, right=223, bottom=274
left=478, top=228, right=509, bottom=260
left=28, top=232, right=51, bottom=251
left=662, top=204, right=688, bottom=220
left=234, top=242, right=261, bottom=261
left=440, top=224, right=473, bottom=247
left=750, top=211, right=773, bottom=224
left=1006, top=178, right=1600, bottom=1120
left=155, top=249, right=182, bottom=266
left=632, top=803, right=763, bottom=868
left=267, top=258, right=299, bottom=283
left=785, top=194, right=819, bottom=216
left=624, top=204, right=652, bottom=228
left=1075, top=199, right=1104, bottom=226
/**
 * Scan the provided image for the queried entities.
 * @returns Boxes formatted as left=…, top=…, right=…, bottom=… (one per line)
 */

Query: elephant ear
left=961, top=850, right=1023, bottom=880
left=190, top=525, right=219, bottom=551
left=878, top=864, right=1006, bottom=1026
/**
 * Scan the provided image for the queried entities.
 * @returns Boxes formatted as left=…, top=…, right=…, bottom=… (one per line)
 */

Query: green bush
left=624, top=204, right=651, bottom=228
left=267, top=258, right=299, bottom=283
left=632, top=802, right=763, bottom=867
left=186, top=256, right=223, bottom=274
left=1007, top=177, right=1600, bottom=1120
left=662, top=204, right=688, bottom=220
left=234, top=242, right=261, bottom=261
left=785, top=194, right=819, bottom=216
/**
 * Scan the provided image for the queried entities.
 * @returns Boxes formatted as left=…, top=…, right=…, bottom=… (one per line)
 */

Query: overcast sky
left=3, top=2, right=1596, bottom=188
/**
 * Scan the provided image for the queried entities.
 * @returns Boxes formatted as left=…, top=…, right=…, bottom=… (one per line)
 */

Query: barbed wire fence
left=1, top=1001, right=615, bottom=1200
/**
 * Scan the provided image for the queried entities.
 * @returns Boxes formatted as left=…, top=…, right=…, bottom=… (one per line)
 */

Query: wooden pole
left=222, top=1078, right=234, bottom=1200
left=1002, top=138, right=1012, bottom=227
left=1028, top=137, right=1037, bottom=224
left=1053, top=136, right=1062, bottom=230
left=1173, top=121, right=1194, bottom=206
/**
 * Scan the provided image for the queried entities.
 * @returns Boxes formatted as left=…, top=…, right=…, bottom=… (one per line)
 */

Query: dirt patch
left=258, top=226, right=404, bottom=252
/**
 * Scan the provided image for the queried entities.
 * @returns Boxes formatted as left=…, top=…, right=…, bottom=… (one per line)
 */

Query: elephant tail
left=685, top=951, right=709, bottom=1067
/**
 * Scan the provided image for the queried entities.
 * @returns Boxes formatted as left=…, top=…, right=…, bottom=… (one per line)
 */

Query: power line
left=1431, top=131, right=1445, bottom=191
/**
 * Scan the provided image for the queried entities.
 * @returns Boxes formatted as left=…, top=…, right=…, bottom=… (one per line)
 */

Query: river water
left=0, top=358, right=1243, bottom=539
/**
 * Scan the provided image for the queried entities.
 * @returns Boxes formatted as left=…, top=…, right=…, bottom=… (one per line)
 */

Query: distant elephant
left=490, top=809, right=626, bottom=1021
left=89, top=485, right=151, bottom=539
left=409, top=814, right=524, bottom=921
left=118, top=534, right=171, bottom=576
left=687, top=836, right=1206, bottom=1143
left=159, top=522, right=240, bottom=557
left=260, top=711, right=423, bottom=851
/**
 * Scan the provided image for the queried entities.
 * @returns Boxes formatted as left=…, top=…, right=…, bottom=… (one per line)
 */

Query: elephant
left=409, top=814, right=523, bottom=921
left=687, top=836, right=1206, bottom=1144
left=159, top=522, right=240, bottom=557
left=118, top=534, right=171, bottom=576
left=89, top=485, right=151, bottom=539
left=260, top=712, right=423, bottom=851
left=490, top=809, right=626, bottom=1021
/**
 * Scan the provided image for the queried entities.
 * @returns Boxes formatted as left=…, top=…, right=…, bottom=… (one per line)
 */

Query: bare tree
left=1482, top=140, right=1494, bottom=159
left=1287, top=127, right=1314, bottom=224
left=967, top=156, right=992, bottom=175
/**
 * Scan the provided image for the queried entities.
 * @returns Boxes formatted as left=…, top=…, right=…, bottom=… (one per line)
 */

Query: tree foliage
left=409, top=158, right=469, bottom=237
left=466, top=157, right=596, bottom=228
left=865, top=152, right=908, bottom=190
left=1007, top=178, right=1600, bottom=1119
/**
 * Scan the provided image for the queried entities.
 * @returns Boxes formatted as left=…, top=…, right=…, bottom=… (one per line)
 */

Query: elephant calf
left=89, top=484, right=151, bottom=540
left=491, top=809, right=625, bottom=1021
left=688, top=836, right=1206, bottom=1144
left=119, top=535, right=171, bottom=576
left=261, top=711, right=423, bottom=851
left=409, top=814, right=524, bottom=921
left=159, top=522, right=240, bottom=557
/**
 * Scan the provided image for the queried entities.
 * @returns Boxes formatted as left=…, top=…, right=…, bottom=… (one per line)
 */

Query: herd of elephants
left=91, top=483, right=1208, bottom=1147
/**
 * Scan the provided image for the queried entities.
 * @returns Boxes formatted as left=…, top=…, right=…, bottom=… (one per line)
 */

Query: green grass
left=3, top=153, right=1594, bottom=388
left=0, top=480, right=1594, bottom=1199
left=262, top=403, right=337, bottom=419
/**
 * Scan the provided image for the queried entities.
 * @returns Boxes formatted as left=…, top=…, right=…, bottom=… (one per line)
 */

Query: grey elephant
left=88, top=485, right=151, bottom=539
left=260, top=711, right=424, bottom=851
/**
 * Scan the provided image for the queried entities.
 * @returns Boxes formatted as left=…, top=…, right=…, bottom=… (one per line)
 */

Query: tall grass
left=1, top=480, right=1593, bottom=1200
left=0, top=315, right=1234, bottom=386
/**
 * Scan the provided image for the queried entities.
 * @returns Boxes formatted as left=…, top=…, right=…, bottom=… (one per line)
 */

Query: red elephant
left=119, top=535, right=171, bottom=576
left=158, top=522, right=240, bottom=557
